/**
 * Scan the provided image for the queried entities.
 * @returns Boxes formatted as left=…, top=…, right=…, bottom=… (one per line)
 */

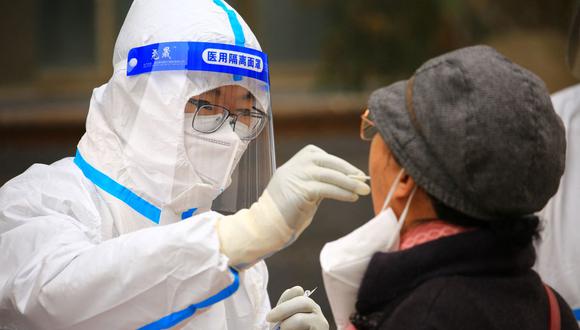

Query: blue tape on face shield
left=126, top=41, right=269, bottom=84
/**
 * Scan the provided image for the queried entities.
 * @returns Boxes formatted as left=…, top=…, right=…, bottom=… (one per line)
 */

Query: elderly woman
left=322, top=46, right=579, bottom=330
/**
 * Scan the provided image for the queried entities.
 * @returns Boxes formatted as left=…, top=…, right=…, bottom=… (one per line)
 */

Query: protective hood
left=76, top=0, right=274, bottom=229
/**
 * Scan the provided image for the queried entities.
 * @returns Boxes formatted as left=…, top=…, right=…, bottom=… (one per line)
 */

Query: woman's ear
left=393, top=172, right=416, bottom=200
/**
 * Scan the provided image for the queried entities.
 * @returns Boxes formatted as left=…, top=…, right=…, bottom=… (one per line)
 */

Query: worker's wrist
left=217, top=191, right=294, bottom=269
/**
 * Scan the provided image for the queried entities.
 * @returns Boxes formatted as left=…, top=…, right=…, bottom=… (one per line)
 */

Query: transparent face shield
left=119, top=41, right=274, bottom=216
left=184, top=84, right=275, bottom=214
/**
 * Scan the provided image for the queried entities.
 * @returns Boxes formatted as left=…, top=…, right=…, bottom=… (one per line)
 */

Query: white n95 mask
left=320, top=169, right=417, bottom=329
left=184, top=113, right=249, bottom=195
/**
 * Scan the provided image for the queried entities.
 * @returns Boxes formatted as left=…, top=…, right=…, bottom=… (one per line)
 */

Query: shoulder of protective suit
left=0, top=157, right=102, bottom=238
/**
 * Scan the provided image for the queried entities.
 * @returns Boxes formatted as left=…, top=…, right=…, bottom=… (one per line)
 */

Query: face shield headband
left=126, top=41, right=269, bottom=84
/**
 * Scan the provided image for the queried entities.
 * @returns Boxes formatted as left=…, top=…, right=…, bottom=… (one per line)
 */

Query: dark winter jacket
left=351, top=229, right=579, bottom=330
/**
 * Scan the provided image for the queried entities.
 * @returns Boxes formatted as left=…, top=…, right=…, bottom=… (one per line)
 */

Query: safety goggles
left=188, top=99, right=268, bottom=140
left=360, top=109, right=377, bottom=141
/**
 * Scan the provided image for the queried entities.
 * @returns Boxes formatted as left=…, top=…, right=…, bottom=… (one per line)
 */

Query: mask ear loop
left=379, top=168, right=418, bottom=226
left=380, top=169, right=405, bottom=212
left=397, top=185, right=417, bottom=227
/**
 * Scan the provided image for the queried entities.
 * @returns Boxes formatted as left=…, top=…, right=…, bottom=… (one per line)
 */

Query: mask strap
left=380, top=169, right=405, bottom=211
left=397, top=185, right=418, bottom=228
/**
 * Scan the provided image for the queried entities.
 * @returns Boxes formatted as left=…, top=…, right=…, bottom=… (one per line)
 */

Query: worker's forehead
left=195, top=85, right=253, bottom=99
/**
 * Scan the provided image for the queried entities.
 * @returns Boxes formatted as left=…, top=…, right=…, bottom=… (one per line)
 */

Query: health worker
left=0, top=1, right=369, bottom=329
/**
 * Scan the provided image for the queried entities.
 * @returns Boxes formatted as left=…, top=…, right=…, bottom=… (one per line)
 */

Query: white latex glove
left=217, top=145, right=370, bottom=268
left=267, top=286, right=329, bottom=330
left=267, top=145, right=370, bottom=233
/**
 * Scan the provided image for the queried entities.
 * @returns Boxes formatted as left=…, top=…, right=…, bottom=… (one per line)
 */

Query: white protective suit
left=0, top=0, right=372, bottom=328
left=0, top=1, right=272, bottom=329
left=535, top=83, right=580, bottom=321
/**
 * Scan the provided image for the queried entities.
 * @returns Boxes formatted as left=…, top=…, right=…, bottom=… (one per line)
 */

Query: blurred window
left=255, top=0, right=326, bottom=63
left=39, top=0, right=96, bottom=68
left=115, top=0, right=132, bottom=32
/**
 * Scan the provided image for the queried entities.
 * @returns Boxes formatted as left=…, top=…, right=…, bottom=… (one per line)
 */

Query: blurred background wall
left=0, top=0, right=578, bottom=327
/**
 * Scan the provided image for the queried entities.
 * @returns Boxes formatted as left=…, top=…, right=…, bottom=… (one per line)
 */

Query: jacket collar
left=355, top=229, right=536, bottom=315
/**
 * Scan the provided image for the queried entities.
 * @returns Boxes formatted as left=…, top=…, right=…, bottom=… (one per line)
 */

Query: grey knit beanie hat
left=369, top=45, right=566, bottom=220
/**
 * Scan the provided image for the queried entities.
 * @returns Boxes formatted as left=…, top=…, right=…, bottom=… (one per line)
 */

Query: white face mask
left=320, top=169, right=417, bottom=329
left=184, top=113, right=249, bottom=194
